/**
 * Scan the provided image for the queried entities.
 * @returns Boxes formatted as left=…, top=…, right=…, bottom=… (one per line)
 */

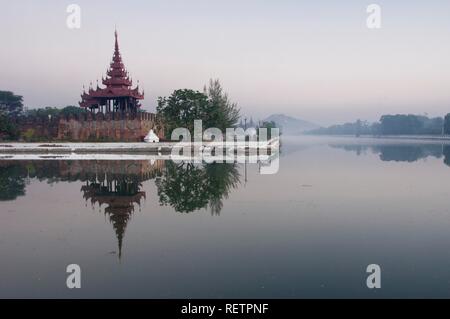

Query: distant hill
left=263, top=114, right=321, bottom=135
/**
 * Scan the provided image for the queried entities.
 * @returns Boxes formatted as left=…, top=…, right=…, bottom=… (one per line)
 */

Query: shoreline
left=0, top=138, right=280, bottom=155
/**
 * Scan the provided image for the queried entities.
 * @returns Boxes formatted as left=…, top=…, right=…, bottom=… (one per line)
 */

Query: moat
left=1, top=136, right=450, bottom=298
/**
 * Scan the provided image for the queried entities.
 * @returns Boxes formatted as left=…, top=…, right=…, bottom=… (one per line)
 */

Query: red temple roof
left=79, top=30, right=144, bottom=108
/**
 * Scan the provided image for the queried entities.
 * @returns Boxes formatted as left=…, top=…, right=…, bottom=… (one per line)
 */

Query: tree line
left=308, top=114, right=450, bottom=136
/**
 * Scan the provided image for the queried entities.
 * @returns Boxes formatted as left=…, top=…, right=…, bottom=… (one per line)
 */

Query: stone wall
left=16, top=117, right=59, bottom=141
left=16, top=112, right=164, bottom=142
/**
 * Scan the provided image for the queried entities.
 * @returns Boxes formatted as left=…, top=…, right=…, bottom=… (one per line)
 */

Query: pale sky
left=1, top=0, right=450, bottom=125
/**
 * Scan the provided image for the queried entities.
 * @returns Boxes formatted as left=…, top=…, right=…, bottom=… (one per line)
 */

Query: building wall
left=17, top=112, right=164, bottom=142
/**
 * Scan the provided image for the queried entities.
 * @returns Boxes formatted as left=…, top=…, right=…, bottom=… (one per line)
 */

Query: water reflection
left=2, top=140, right=450, bottom=297
left=444, top=146, right=450, bottom=167
left=0, top=160, right=163, bottom=201
left=156, top=162, right=240, bottom=215
left=0, top=164, right=26, bottom=201
left=331, top=142, right=450, bottom=165
left=3, top=141, right=446, bottom=263
left=76, top=161, right=164, bottom=256
left=0, top=159, right=242, bottom=258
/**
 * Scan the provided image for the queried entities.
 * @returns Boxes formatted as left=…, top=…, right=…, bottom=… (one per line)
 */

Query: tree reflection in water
left=331, top=142, right=450, bottom=165
left=156, top=162, right=240, bottom=215
left=0, top=164, right=26, bottom=201
left=444, top=145, right=450, bottom=167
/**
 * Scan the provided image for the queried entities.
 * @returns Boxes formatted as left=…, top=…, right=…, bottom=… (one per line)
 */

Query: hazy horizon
left=1, top=0, right=450, bottom=126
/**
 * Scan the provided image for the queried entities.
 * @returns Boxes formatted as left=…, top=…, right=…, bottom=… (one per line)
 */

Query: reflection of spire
left=244, top=161, right=247, bottom=186
left=81, top=179, right=145, bottom=260
left=107, top=207, right=133, bottom=260
left=0, top=159, right=166, bottom=251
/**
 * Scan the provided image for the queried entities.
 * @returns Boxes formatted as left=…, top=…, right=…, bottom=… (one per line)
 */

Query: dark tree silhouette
left=444, top=114, right=450, bottom=135
left=0, top=164, right=26, bottom=201
left=444, top=145, right=450, bottom=167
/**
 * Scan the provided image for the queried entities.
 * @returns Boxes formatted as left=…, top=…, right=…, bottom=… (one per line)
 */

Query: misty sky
left=1, top=0, right=450, bottom=125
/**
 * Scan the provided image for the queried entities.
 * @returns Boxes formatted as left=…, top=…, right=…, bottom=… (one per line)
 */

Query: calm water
left=1, top=136, right=450, bottom=298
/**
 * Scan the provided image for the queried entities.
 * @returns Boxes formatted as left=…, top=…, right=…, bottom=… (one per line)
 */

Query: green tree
left=60, top=105, right=87, bottom=117
left=0, top=91, right=24, bottom=117
left=24, top=107, right=61, bottom=120
left=23, top=105, right=87, bottom=120
left=0, top=91, right=23, bottom=140
left=0, top=113, right=20, bottom=140
left=157, top=89, right=209, bottom=139
left=203, top=79, right=240, bottom=131
left=157, top=80, right=240, bottom=139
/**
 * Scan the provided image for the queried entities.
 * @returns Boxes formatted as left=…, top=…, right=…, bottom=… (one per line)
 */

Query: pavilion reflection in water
left=78, top=160, right=164, bottom=259
left=0, top=159, right=246, bottom=259
left=0, top=159, right=164, bottom=259
left=82, top=181, right=144, bottom=259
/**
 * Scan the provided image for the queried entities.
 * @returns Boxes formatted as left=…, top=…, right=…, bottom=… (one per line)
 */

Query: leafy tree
left=0, top=91, right=23, bottom=140
left=60, top=105, right=87, bottom=117
left=23, top=105, right=86, bottom=120
left=0, top=113, right=20, bottom=140
left=157, top=80, right=240, bottom=139
left=24, top=107, right=61, bottom=120
left=157, top=89, right=209, bottom=139
left=0, top=91, right=24, bottom=117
